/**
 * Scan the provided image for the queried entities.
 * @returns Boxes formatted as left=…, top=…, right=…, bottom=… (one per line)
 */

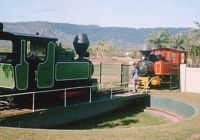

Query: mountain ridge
left=2, top=21, right=190, bottom=48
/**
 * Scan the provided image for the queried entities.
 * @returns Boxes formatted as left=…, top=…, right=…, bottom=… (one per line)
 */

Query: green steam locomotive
left=0, top=23, right=96, bottom=95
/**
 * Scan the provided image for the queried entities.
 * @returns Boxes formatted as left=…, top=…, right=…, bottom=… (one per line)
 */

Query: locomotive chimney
left=0, top=23, right=3, bottom=32
left=140, top=50, right=151, bottom=56
left=73, top=33, right=90, bottom=59
left=140, top=45, right=152, bottom=59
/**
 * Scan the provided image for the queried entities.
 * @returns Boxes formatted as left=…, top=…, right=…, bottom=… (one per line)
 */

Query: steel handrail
left=0, top=81, right=131, bottom=112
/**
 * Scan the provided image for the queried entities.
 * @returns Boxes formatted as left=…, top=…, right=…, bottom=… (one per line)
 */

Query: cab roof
left=0, top=31, right=58, bottom=42
left=152, top=47, right=187, bottom=53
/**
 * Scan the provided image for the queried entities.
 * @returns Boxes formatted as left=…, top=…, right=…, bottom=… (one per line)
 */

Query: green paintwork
left=55, top=45, right=66, bottom=62
left=0, top=63, right=15, bottom=89
left=15, top=40, right=29, bottom=90
left=37, top=42, right=55, bottom=88
left=56, top=62, right=90, bottom=81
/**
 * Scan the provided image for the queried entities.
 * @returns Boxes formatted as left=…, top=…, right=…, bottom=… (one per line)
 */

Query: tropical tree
left=187, top=21, right=200, bottom=63
left=170, top=34, right=185, bottom=50
left=88, top=41, right=112, bottom=57
left=175, top=21, right=200, bottom=64
left=146, top=31, right=171, bottom=48
left=193, top=21, right=200, bottom=44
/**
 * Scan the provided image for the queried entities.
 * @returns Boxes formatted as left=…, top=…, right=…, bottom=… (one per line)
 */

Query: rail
left=0, top=82, right=130, bottom=113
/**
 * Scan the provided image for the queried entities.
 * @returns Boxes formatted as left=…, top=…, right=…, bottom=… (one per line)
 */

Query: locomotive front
left=136, top=47, right=154, bottom=76
left=134, top=47, right=160, bottom=88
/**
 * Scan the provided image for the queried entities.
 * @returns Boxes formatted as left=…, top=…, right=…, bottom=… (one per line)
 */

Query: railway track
left=144, top=107, right=183, bottom=123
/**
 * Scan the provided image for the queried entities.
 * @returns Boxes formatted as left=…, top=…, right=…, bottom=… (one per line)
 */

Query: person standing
left=131, top=66, right=139, bottom=92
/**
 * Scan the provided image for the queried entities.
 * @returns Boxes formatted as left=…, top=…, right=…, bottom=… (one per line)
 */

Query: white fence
left=180, top=64, right=200, bottom=93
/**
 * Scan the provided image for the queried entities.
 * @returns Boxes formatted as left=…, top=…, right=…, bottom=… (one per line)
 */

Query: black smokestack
left=73, top=33, right=90, bottom=58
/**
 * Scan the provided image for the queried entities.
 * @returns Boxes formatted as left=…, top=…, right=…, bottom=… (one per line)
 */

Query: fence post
left=32, top=92, right=35, bottom=112
left=89, top=86, right=92, bottom=103
left=169, top=75, right=172, bottom=91
left=100, top=62, right=102, bottom=84
left=121, top=64, right=123, bottom=86
left=146, top=83, right=148, bottom=94
left=180, top=64, right=186, bottom=92
left=64, top=89, right=67, bottom=107
left=101, top=83, right=103, bottom=91
left=111, top=86, right=113, bottom=99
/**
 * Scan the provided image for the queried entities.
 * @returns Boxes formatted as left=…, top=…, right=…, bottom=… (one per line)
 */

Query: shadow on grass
left=59, top=106, right=143, bottom=129
left=121, top=119, right=138, bottom=125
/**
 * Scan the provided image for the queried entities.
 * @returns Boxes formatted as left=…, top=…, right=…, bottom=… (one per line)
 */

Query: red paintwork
left=152, top=48, right=184, bottom=76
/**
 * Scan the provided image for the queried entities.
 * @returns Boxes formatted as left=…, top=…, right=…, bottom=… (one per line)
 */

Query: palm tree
left=171, top=34, right=185, bottom=50
left=194, top=21, right=200, bottom=28
left=146, top=31, right=171, bottom=48
left=186, top=21, right=200, bottom=64
left=193, top=21, right=200, bottom=44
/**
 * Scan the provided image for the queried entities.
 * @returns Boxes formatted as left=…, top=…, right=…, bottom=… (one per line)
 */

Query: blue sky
left=0, top=0, right=199, bottom=28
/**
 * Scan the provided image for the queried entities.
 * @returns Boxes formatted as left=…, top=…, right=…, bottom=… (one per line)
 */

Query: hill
left=3, top=21, right=190, bottom=48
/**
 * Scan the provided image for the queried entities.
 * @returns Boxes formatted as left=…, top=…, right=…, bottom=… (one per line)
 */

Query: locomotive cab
left=0, top=23, right=57, bottom=93
left=0, top=34, right=18, bottom=92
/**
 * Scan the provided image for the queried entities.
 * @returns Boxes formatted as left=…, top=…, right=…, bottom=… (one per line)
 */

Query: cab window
left=26, top=41, right=47, bottom=62
left=0, top=40, right=13, bottom=63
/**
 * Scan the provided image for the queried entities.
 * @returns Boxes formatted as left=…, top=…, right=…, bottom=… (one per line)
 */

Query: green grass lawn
left=1, top=91, right=200, bottom=140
